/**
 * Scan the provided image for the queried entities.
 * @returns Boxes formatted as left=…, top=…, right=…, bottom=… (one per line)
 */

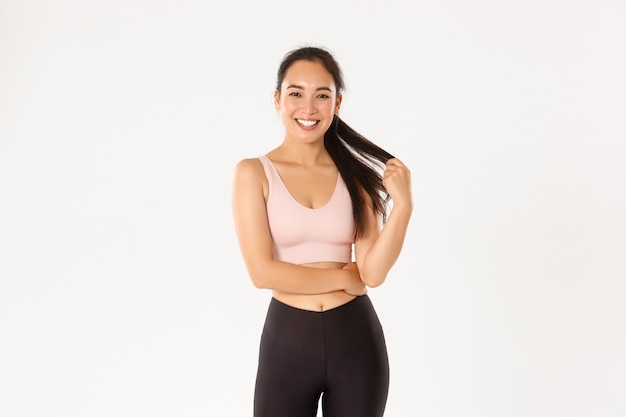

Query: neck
left=276, top=140, right=330, bottom=166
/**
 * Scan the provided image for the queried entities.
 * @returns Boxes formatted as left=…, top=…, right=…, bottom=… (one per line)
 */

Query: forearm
left=358, top=204, right=412, bottom=287
left=246, top=260, right=350, bottom=295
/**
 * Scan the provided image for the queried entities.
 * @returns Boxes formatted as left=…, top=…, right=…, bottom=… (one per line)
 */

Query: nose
left=302, top=96, right=316, bottom=115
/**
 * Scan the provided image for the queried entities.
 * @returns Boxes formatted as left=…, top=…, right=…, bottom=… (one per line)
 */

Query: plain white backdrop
left=1, top=0, right=625, bottom=416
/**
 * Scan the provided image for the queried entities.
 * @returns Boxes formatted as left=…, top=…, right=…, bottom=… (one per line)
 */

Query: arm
left=355, top=158, right=413, bottom=288
left=231, top=158, right=367, bottom=296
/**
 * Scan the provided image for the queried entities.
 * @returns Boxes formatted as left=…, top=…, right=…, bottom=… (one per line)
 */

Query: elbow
left=361, top=272, right=387, bottom=288
left=357, top=260, right=388, bottom=288
left=248, top=267, right=268, bottom=290
left=249, top=271, right=269, bottom=289
left=357, top=261, right=387, bottom=288
left=250, top=276, right=266, bottom=289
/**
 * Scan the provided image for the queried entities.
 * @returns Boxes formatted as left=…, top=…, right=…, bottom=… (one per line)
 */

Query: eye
left=289, top=92, right=301, bottom=97
left=317, top=93, right=330, bottom=99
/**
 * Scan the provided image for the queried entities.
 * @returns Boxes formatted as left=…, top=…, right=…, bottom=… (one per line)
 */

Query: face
left=274, top=60, right=342, bottom=144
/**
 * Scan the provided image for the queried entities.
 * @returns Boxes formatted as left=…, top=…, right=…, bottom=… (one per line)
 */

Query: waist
left=272, top=290, right=357, bottom=312
left=273, top=262, right=354, bottom=311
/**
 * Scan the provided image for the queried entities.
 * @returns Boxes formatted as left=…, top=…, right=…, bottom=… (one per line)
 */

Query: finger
left=384, top=164, right=400, bottom=176
left=386, top=158, right=405, bottom=168
left=385, top=166, right=410, bottom=181
left=384, top=165, right=403, bottom=179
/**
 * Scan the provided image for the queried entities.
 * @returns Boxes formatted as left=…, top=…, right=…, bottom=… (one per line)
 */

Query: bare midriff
left=272, top=262, right=358, bottom=312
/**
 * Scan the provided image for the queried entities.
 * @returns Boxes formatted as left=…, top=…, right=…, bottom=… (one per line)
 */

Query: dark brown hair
left=276, top=46, right=394, bottom=238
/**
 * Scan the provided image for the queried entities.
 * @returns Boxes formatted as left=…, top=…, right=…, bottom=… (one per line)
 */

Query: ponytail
left=324, top=116, right=394, bottom=238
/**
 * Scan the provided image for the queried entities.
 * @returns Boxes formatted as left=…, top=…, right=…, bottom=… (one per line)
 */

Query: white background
left=1, top=0, right=625, bottom=416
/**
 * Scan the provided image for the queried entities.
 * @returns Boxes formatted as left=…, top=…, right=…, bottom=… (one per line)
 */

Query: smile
left=296, top=119, right=319, bottom=128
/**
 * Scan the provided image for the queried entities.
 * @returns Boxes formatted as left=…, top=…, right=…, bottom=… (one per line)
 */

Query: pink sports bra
left=258, top=155, right=355, bottom=265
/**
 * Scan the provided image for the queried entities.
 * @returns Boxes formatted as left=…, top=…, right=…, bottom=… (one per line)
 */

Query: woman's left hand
left=382, top=158, right=413, bottom=210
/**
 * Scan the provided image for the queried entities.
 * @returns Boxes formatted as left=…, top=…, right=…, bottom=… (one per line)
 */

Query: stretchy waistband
left=261, top=295, right=383, bottom=361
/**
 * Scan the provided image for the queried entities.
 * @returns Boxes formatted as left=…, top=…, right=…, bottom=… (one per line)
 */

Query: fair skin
left=232, top=60, right=412, bottom=311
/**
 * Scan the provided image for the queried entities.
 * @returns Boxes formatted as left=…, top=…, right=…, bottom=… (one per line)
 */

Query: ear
left=273, top=90, right=280, bottom=111
left=335, top=93, right=343, bottom=115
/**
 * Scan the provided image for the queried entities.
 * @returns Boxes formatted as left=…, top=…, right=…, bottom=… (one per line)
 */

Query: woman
left=231, top=46, right=413, bottom=417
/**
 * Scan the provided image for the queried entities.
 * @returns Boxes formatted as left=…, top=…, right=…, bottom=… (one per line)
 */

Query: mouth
left=296, top=119, right=319, bottom=128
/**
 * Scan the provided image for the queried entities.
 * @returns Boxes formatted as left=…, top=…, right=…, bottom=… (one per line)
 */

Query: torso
left=260, top=152, right=357, bottom=312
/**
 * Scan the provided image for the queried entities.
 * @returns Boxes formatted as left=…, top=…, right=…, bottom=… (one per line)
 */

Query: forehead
left=281, top=60, right=336, bottom=90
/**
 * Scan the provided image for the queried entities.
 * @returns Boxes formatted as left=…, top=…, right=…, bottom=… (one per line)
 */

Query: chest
left=270, top=164, right=339, bottom=210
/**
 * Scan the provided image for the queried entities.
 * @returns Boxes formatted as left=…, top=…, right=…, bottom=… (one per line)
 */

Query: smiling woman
left=231, top=46, right=413, bottom=417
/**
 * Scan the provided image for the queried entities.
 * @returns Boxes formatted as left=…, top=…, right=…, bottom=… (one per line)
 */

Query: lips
left=296, top=119, right=319, bottom=128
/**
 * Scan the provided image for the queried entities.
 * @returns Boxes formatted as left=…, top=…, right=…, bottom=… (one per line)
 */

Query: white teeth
left=297, top=119, right=317, bottom=127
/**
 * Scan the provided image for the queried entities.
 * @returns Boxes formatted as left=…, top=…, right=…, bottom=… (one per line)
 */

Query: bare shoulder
left=235, top=157, right=262, bottom=171
left=234, top=157, right=265, bottom=180
left=233, top=157, right=268, bottom=195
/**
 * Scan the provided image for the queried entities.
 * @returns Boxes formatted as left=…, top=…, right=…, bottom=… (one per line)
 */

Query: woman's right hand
left=342, top=262, right=368, bottom=296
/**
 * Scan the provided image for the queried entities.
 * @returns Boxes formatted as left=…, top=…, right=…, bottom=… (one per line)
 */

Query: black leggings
left=254, top=295, right=389, bottom=417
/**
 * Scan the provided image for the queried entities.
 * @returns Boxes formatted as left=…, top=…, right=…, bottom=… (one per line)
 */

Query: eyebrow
left=285, top=84, right=334, bottom=92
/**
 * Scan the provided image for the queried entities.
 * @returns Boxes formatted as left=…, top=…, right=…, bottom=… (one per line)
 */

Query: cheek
left=321, top=102, right=336, bottom=115
left=279, top=99, right=297, bottom=114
